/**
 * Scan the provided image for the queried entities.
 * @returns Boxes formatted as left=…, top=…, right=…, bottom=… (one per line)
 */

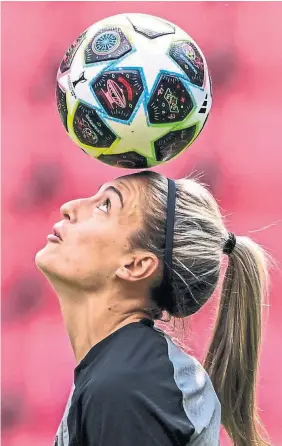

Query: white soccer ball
left=56, top=13, right=212, bottom=169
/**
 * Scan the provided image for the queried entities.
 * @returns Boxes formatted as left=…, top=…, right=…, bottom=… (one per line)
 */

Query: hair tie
left=223, top=232, right=236, bottom=255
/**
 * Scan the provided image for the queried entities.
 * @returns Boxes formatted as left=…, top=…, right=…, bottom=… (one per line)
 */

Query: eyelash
left=97, top=198, right=111, bottom=213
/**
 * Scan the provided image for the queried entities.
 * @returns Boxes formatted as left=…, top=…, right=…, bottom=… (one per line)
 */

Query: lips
left=52, top=225, right=63, bottom=241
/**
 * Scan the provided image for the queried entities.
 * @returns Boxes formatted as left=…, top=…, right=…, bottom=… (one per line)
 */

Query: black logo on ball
left=73, top=103, right=116, bottom=148
left=92, top=70, right=144, bottom=121
left=154, top=125, right=197, bottom=161
left=60, top=31, right=87, bottom=74
left=85, top=27, right=132, bottom=64
left=98, top=152, right=148, bottom=169
left=147, top=75, right=194, bottom=124
left=56, top=83, right=68, bottom=131
left=73, top=72, right=87, bottom=89
left=170, top=41, right=205, bottom=88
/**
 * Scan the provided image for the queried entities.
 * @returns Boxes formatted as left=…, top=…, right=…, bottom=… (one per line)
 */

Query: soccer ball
left=56, top=13, right=212, bottom=169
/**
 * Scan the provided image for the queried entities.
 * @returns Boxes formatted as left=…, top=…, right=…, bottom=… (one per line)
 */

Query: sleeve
left=80, top=377, right=194, bottom=446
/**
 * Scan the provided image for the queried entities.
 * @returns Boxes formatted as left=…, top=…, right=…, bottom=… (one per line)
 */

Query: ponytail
left=125, top=172, right=271, bottom=444
left=203, top=236, right=271, bottom=446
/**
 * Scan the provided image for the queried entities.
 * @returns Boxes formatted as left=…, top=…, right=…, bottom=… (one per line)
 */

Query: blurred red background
left=1, top=2, right=282, bottom=445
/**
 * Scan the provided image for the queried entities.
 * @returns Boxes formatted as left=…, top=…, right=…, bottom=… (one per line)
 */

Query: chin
left=35, top=246, right=75, bottom=288
left=35, top=244, right=58, bottom=275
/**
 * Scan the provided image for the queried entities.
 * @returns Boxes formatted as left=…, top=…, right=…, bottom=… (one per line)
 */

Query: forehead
left=104, top=176, right=147, bottom=221
left=117, top=176, right=144, bottom=198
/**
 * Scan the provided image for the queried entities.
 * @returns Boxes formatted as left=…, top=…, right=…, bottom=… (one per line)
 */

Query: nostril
left=60, top=200, right=76, bottom=222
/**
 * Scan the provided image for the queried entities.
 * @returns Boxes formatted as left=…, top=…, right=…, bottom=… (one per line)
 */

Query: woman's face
left=35, top=176, right=149, bottom=291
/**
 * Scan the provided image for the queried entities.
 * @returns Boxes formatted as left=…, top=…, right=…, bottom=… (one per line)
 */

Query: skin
left=35, top=176, right=159, bottom=364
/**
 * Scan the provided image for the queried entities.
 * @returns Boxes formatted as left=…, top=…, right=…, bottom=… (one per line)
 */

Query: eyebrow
left=104, top=185, right=124, bottom=208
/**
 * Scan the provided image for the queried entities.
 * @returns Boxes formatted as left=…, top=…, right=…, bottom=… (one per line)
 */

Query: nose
left=60, top=197, right=95, bottom=222
left=60, top=199, right=78, bottom=222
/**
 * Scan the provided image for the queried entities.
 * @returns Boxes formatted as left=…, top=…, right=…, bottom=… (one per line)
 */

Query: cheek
left=70, top=222, right=128, bottom=265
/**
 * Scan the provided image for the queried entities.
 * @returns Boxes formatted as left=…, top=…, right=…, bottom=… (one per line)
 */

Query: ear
left=116, top=251, right=159, bottom=283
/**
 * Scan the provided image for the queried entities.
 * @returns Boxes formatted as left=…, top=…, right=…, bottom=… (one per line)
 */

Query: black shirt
left=55, top=319, right=221, bottom=445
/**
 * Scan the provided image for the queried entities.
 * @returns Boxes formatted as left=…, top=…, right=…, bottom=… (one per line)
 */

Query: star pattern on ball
left=104, top=105, right=171, bottom=159
left=114, top=32, right=185, bottom=94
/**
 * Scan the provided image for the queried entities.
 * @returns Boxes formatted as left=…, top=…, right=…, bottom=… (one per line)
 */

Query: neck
left=51, top=281, right=151, bottom=364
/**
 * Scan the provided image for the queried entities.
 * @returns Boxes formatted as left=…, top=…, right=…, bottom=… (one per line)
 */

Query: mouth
left=46, top=225, right=63, bottom=243
left=53, top=227, right=62, bottom=241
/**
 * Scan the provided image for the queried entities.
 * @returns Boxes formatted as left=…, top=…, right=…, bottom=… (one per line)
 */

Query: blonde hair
left=125, top=171, right=271, bottom=446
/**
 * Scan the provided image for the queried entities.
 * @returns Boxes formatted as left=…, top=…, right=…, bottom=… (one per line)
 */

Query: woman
left=35, top=171, right=270, bottom=446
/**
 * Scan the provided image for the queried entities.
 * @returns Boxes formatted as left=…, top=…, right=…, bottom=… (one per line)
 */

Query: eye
left=97, top=198, right=111, bottom=213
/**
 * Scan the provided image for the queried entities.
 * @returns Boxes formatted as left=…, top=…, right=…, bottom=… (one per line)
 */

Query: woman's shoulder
left=154, top=326, right=221, bottom=444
